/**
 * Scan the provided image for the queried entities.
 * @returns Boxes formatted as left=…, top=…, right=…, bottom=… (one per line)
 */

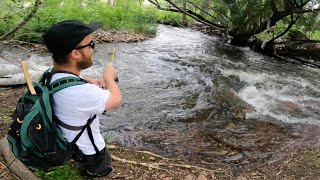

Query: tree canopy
left=148, top=0, right=320, bottom=46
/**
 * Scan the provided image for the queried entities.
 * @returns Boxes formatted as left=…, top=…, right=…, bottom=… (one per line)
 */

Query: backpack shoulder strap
left=49, top=77, right=87, bottom=93
left=37, top=68, right=53, bottom=87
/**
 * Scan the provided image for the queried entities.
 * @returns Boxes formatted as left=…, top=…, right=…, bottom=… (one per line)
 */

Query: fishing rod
left=108, top=47, right=119, bottom=84
left=102, top=47, right=119, bottom=115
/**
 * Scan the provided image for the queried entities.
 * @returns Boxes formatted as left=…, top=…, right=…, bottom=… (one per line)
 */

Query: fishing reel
left=115, top=76, right=119, bottom=84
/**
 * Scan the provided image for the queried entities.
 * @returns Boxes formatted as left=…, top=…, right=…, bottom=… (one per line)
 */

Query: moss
left=33, top=162, right=81, bottom=180
left=304, top=149, right=320, bottom=168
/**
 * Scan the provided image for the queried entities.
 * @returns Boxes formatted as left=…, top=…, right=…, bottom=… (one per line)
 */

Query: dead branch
left=108, top=144, right=168, bottom=159
left=111, top=152, right=221, bottom=173
left=0, top=161, right=21, bottom=180
left=0, top=137, right=39, bottom=180
left=0, top=0, right=42, bottom=41
left=275, top=53, right=320, bottom=68
left=9, top=33, right=43, bottom=41
left=136, top=150, right=168, bottom=160
left=211, top=135, right=252, bottom=151
left=0, top=40, right=47, bottom=51
left=158, top=162, right=220, bottom=173
left=111, top=155, right=165, bottom=170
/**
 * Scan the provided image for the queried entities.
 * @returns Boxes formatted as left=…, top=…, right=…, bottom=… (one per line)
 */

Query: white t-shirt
left=50, top=73, right=110, bottom=155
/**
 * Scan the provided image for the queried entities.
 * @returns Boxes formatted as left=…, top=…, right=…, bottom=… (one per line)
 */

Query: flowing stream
left=1, top=25, right=320, bottom=167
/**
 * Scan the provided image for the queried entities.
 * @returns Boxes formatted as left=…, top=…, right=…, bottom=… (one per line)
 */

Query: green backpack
left=7, top=68, right=94, bottom=170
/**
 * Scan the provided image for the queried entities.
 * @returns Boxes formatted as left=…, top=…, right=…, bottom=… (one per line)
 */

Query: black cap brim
left=88, top=22, right=103, bottom=33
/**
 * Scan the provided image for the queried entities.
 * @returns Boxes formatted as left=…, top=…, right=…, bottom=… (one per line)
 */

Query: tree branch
left=147, top=0, right=160, bottom=8
left=164, top=0, right=226, bottom=30
left=187, top=0, right=231, bottom=24
left=283, top=0, right=293, bottom=11
left=293, top=8, right=320, bottom=13
left=148, top=0, right=181, bottom=12
left=291, top=0, right=300, bottom=8
left=267, top=14, right=300, bottom=44
left=300, top=0, right=310, bottom=7
left=270, top=0, right=278, bottom=14
left=0, top=0, right=42, bottom=41
left=186, top=0, right=216, bottom=20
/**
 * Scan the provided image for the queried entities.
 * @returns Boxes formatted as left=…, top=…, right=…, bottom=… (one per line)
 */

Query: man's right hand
left=103, top=64, right=117, bottom=82
left=103, top=64, right=122, bottom=110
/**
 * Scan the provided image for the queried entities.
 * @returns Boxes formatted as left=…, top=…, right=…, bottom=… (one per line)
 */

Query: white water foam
left=221, top=69, right=320, bottom=125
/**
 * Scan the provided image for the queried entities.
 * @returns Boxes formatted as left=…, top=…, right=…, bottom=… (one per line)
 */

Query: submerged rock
left=213, top=87, right=255, bottom=120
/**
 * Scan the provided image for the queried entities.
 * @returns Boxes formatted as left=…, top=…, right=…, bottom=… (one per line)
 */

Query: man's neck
left=53, top=64, right=80, bottom=76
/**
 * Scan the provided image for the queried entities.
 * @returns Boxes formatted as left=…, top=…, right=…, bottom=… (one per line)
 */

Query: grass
left=304, top=149, right=320, bottom=168
left=0, top=0, right=187, bottom=43
left=33, top=162, right=81, bottom=180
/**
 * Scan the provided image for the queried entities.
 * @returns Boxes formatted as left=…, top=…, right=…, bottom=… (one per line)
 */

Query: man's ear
left=69, top=49, right=81, bottom=61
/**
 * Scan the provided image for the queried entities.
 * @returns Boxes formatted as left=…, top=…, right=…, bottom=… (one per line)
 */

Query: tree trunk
left=229, top=34, right=251, bottom=46
left=182, top=1, right=187, bottom=25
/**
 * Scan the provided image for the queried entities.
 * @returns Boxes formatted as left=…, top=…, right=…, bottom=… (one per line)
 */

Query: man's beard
left=77, top=57, right=93, bottom=70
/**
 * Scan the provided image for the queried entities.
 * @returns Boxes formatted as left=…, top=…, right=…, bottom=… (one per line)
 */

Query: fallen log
left=0, top=137, right=39, bottom=180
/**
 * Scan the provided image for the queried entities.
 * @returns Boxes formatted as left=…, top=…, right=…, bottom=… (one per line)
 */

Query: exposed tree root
left=135, top=150, right=168, bottom=160
left=111, top=155, right=165, bottom=170
left=211, top=135, right=252, bottom=151
left=110, top=145, right=222, bottom=173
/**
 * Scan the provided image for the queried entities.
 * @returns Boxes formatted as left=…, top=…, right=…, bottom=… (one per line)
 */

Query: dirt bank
left=1, top=87, right=320, bottom=179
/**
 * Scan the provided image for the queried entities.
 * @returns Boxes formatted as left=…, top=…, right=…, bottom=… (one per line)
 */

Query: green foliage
left=310, top=30, right=320, bottom=40
left=228, top=0, right=272, bottom=32
left=34, top=163, right=81, bottom=180
left=0, top=0, right=30, bottom=35
left=156, top=11, right=186, bottom=26
left=0, top=0, right=185, bottom=43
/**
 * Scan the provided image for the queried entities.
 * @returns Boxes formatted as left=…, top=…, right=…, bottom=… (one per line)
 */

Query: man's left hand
left=85, top=78, right=105, bottom=89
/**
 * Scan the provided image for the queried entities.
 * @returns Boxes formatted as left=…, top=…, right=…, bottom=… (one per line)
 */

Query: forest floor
left=1, top=28, right=320, bottom=179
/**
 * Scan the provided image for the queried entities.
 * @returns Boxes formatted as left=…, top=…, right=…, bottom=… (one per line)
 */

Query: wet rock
left=213, top=87, right=255, bottom=120
left=282, top=101, right=301, bottom=113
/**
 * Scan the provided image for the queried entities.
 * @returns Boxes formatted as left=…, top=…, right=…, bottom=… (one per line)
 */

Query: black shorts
left=73, top=146, right=112, bottom=176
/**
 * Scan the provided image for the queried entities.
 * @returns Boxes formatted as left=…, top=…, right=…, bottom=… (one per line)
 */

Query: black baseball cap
left=43, top=20, right=103, bottom=55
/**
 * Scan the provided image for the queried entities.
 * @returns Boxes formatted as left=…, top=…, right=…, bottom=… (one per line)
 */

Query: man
left=42, top=20, right=122, bottom=178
